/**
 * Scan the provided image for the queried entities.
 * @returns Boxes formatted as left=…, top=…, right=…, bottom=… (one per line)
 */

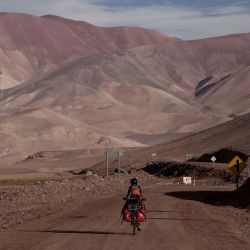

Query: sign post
left=105, top=151, right=123, bottom=179
left=118, top=153, right=120, bottom=178
left=236, top=160, right=240, bottom=189
left=248, top=162, right=250, bottom=177
left=186, top=154, right=193, bottom=161
left=211, top=156, right=216, bottom=163
left=211, top=156, right=216, bottom=168
left=151, top=153, right=157, bottom=161
left=118, top=152, right=123, bottom=180
left=106, top=151, right=109, bottom=178
left=227, top=156, right=246, bottom=190
left=104, top=140, right=111, bottom=179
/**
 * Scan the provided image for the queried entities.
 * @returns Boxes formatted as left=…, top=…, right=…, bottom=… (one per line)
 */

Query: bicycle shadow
left=147, top=210, right=186, bottom=213
left=21, top=229, right=132, bottom=236
left=147, top=217, right=214, bottom=222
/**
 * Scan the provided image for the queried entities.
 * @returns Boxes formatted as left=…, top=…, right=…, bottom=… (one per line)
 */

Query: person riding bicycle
left=123, top=178, right=144, bottom=231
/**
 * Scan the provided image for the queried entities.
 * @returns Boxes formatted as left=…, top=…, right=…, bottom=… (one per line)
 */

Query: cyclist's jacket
left=126, top=184, right=142, bottom=198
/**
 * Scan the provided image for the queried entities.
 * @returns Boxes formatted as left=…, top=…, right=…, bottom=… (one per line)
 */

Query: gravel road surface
left=1, top=184, right=249, bottom=250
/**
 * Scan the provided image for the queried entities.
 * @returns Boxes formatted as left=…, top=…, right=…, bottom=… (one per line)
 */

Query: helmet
left=130, top=178, right=137, bottom=185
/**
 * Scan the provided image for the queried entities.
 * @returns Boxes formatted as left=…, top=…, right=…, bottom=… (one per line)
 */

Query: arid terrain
left=0, top=12, right=250, bottom=250
left=0, top=169, right=250, bottom=250
left=0, top=13, right=250, bottom=168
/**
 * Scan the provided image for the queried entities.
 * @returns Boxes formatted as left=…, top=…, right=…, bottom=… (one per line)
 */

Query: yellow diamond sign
left=227, top=156, right=246, bottom=175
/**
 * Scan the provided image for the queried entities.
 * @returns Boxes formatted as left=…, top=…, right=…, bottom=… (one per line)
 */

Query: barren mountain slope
left=0, top=108, right=144, bottom=167
left=1, top=33, right=250, bottom=139
left=0, top=13, right=176, bottom=89
left=0, top=14, right=249, bottom=168
left=195, top=66, right=250, bottom=116
left=0, top=48, right=223, bottom=138
left=7, top=113, right=249, bottom=174
left=134, top=112, right=250, bottom=161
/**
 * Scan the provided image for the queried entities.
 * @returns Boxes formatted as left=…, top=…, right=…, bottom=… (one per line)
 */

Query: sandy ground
left=0, top=183, right=249, bottom=250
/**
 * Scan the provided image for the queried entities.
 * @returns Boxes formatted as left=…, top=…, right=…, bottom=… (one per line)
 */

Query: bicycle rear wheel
left=133, top=218, right=136, bottom=235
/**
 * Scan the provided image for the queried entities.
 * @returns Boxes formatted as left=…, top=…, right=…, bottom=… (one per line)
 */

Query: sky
left=0, top=0, right=250, bottom=39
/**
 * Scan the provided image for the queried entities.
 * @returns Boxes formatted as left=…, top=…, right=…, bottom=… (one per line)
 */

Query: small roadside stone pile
left=0, top=170, right=166, bottom=230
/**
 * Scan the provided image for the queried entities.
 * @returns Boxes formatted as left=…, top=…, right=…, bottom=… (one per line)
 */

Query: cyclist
left=125, top=178, right=143, bottom=199
left=123, top=178, right=144, bottom=231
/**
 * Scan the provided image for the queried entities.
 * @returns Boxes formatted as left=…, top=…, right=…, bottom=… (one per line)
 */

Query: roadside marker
left=227, top=156, right=247, bottom=189
left=105, top=150, right=124, bottom=178
left=211, top=156, right=216, bottom=163
left=227, top=156, right=246, bottom=175
left=183, top=177, right=192, bottom=185
left=186, top=153, right=193, bottom=161
left=151, top=153, right=157, bottom=161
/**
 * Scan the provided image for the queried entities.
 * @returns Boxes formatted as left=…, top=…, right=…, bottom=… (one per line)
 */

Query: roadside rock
left=86, top=171, right=93, bottom=177
left=0, top=171, right=167, bottom=231
left=114, top=168, right=127, bottom=174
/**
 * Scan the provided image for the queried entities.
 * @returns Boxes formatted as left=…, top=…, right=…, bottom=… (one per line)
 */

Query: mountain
left=1, top=34, right=249, bottom=134
left=0, top=13, right=177, bottom=89
left=7, top=112, right=250, bottom=174
left=135, top=112, right=250, bottom=161
left=0, top=13, right=249, bottom=168
left=0, top=107, right=145, bottom=167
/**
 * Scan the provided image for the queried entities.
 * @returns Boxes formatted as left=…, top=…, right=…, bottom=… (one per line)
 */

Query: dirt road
left=1, top=185, right=249, bottom=250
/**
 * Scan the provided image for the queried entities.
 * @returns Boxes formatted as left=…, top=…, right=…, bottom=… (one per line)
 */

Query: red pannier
left=123, top=210, right=146, bottom=222
left=123, top=209, right=132, bottom=222
left=137, top=211, right=146, bottom=222
left=123, top=202, right=146, bottom=222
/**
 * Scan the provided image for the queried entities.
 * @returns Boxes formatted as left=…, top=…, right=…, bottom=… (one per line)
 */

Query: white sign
left=105, top=151, right=118, bottom=157
left=211, top=156, right=216, bottom=163
left=183, top=177, right=192, bottom=185
left=186, top=153, right=193, bottom=161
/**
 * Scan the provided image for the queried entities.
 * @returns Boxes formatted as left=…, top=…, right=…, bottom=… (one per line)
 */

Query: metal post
left=106, top=151, right=109, bottom=178
left=118, top=152, right=121, bottom=180
left=236, top=160, right=240, bottom=190
left=248, top=162, right=250, bottom=177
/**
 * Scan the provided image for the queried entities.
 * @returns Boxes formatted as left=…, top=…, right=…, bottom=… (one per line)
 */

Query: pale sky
left=0, top=0, right=250, bottom=39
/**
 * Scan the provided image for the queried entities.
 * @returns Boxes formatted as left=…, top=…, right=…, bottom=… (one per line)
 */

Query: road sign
left=211, top=156, right=216, bottom=163
left=227, top=156, right=246, bottom=175
left=186, top=154, right=193, bottom=161
left=104, top=151, right=124, bottom=178
left=104, top=151, right=119, bottom=158
left=183, top=177, right=192, bottom=185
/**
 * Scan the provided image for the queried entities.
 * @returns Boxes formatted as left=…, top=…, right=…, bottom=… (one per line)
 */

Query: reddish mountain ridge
left=0, top=13, right=249, bottom=168
left=0, top=13, right=177, bottom=89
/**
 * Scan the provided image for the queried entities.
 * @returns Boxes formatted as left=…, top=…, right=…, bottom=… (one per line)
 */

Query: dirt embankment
left=192, top=148, right=248, bottom=163
left=143, top=161, right=240, bottom=182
